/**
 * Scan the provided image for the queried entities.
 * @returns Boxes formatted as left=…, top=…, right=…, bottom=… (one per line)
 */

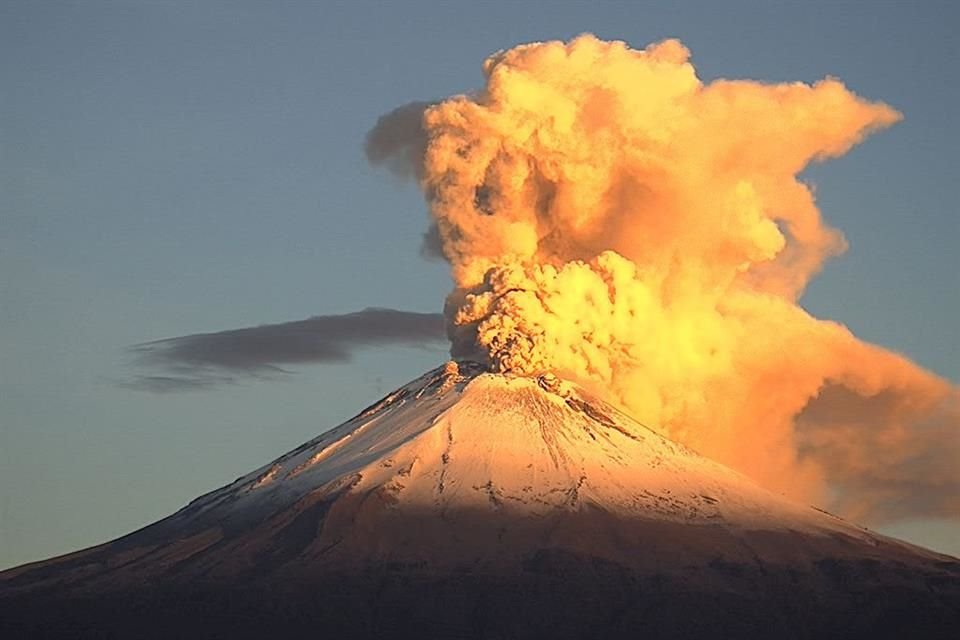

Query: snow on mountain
left=2, top=361, right=958, bottom=639
left=153, top=360, right=907, bottom=563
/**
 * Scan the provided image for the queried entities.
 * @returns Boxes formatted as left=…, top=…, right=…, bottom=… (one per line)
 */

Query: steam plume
left=368, top=35, right=959, bottom=523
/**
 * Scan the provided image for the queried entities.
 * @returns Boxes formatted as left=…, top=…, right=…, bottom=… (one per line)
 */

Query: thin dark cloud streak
left=127, top=308, right=447, bottom=392
left=119, top=375, right=234, bottom=394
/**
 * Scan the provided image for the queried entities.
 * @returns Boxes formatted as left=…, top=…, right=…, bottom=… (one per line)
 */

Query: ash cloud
left=365, top=101, right=431, bottom=180
left=367, top=34, right=959, bottom=525
left=128, top=308, right=445, bottom=391
left=798, top=383, right=960, bottom=524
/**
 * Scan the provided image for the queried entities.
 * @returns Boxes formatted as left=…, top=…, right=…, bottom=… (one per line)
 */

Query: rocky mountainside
left=2, top=362, right=958, bottom=639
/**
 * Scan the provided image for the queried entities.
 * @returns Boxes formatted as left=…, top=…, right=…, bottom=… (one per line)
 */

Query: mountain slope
left=2, top=362, right=958, bottom=639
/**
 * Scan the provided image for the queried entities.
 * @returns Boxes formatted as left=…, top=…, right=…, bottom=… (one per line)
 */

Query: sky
left=1, top=0, right=958, bottom=570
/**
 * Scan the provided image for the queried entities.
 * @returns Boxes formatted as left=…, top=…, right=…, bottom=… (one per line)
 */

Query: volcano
left=2, top=362, right=958, bottom=639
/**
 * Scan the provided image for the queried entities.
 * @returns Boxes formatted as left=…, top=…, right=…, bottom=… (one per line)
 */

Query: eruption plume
left=367, top=35, right=959, bottom=524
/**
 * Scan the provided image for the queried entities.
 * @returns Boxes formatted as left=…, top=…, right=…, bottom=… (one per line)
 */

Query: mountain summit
left=2, top=362, right=958, bottom=638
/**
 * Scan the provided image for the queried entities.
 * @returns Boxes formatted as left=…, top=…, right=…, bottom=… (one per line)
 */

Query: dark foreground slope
left=3, top=534, right=959, bottom=640
left=2, top=364, right=958, bottom=639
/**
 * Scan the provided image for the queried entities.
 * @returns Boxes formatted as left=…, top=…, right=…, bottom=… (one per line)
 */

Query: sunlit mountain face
left=2, top=362, right=957, bottom=639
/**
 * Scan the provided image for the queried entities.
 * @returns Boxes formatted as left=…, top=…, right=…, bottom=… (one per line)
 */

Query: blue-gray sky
left=1, top=0, right=958, bottom=569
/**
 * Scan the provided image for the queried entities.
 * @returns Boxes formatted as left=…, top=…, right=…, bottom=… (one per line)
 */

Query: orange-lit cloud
left=368, top=35, right=958, bottom=524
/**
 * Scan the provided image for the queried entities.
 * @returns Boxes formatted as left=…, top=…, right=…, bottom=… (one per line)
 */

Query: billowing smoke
left=368, top=35, right=958, bottom=524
